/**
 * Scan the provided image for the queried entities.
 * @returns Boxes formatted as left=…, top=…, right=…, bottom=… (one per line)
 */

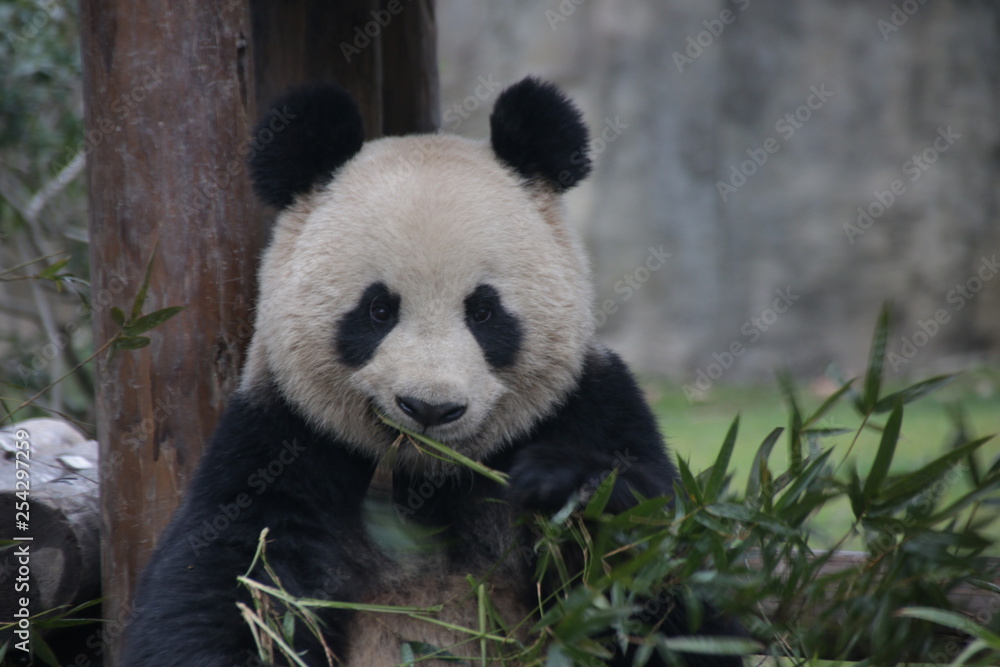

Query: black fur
left=124, top=352, right=740, bottom=666
left=249, top=84, right=365, bottom=210
left=464, top=283, right=523, bottom=368
left=121, top=386, right=377, bottom=666
left=490, top=77, right=593, bottom=191
left=336, top=282, right=400, bottom=367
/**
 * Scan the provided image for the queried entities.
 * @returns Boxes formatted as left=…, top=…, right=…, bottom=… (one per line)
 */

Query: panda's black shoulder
left=536, top=348, right=670, bottom=452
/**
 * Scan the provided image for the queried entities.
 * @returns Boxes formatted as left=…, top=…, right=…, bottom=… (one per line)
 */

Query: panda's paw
left=507, top=444, right=609, bottom=513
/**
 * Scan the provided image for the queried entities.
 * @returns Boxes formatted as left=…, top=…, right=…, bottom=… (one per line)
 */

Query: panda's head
left=243, top=77, right=595, bottom=467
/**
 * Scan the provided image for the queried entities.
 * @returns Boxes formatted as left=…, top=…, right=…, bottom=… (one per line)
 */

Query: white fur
left=242, top=134, right=594, bottom=466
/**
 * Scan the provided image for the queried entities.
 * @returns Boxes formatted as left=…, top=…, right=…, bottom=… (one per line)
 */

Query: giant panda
left=121, top=77, right=741, bottom=667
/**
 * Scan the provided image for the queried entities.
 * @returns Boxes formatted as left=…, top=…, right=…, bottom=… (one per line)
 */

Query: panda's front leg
left=506, top=347, right=678, bottom=514
left=503, top=349, right=744, bottom=667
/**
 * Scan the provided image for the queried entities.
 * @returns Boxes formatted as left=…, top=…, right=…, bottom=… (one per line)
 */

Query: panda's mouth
left=372, top=399, right=477, bottom=445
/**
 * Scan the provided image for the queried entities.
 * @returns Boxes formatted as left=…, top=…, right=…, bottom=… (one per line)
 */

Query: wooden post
left=379, top=0, right=440, bottom=135
left=78, top=1, right=437, bottom=663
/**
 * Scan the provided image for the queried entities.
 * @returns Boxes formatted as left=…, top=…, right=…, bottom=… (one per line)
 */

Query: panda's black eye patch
left=464, top=284, right=522, bottom=368
left=336, top=282, right=399, bottom=367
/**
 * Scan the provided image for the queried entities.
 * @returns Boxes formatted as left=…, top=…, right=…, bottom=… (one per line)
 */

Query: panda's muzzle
left=395, top=395, right=467, bottom=428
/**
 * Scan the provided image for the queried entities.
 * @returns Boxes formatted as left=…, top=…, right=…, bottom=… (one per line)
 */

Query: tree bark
left=78, top=2, right=438, bottom=664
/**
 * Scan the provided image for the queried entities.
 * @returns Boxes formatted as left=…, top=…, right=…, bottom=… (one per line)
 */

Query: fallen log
left=0, top=419, right=102, bottom=618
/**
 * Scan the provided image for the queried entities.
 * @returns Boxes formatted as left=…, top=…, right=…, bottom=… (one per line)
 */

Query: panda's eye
left=471, top=305, right=492, bottom=325
left=370, top=299, right=392, bottom=325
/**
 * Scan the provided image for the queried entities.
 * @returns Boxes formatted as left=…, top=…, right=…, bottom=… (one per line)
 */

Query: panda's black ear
left=250, top=85, right=365, bottom=210
left=489, top=77, right=592, bottom=192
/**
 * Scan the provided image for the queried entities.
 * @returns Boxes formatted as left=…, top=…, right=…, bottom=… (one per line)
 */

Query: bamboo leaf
left=125, top=306, right=185, bottom=335
left=281, top=611, right=295, bottom=643
left=705, top=415, right=739, bottom=501
left=675, top=456, right=703, bottom=506
left=658, top=635, right=763, bottom=655
left=778, top=372, right=804, bottom=471
left=773, top=448, right=833, bottom=515
left=878, top=437, right=994, bottom=505
left=863, top=402, right=903, bottom=501
left=802, top=378, right=855, bottom=428
left=745, top=427, right=783, bottom=504
left=376, top=413, right=509, bottom=486
left=873, top=374, right=956, bottom=413
left=862, top=303, right=891, bottom=411
left=110, top=306, right=126, bottom=329
left=30, top=632, right=59, bottom=666
left=112, top=335, right=150, bottom=351
left=898, top=607, right=1000, bottom=647
left=130, top=239, right=161, bottom=321
left=37, top=257, right=69, bottom=280
left=583, top=470, right=617, bottom=520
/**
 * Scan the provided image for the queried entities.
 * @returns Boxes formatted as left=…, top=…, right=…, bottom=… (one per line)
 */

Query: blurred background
left=438, top=0, right=1000, bottom=390
left=1, top=0, right=998, bottom=424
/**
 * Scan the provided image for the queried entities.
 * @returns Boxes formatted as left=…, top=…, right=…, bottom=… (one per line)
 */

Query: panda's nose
left=396, top=396, right=467, bottom=427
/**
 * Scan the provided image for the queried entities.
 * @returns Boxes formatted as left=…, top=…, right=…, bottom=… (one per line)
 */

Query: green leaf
left=376, top=413, right=509, bottom=486
left=112, top=336, right=151, bottom=351
left=772, top=448, right=834, bottom=515
left=125, top=305, right=185, bottom=335
left=863, top=402, right=903, bottom=501
left=802, top=378, right=855, bottom=428
left=398, top=642, right=466, bottom=663
left=862, top=303, right=891, bottom=412
left=675, top=456, right=703, bottom=506
left=778, top=371, right=804, bottom=470
left=30, top=631, right=60, bottom=666
left=878, top=437, right=994, bottom=506
left=873, top=374, right=956, bottom=413
left=110, top=306, right=126, bottom=329
left=583, top=470, right=617, bottom=520
left=802, top=427, right=854, bottom=438
left=658, top=635, right=763, bottom=655
left=544, top=643, right=576, bottom=667
left=130, top=240, right=161, bottom=322
left=745, top=427, right=782, bottom=505
left=705, top=415, right=739, bottom=501
left=898, top=607, right=1000, bottom=647
left=282, top=611, right=295, bottom=643
left=37, top=257, right=69, bottom=280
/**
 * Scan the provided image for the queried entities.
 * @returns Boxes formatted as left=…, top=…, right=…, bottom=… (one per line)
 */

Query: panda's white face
left=243, top=134, right=594, bottom=466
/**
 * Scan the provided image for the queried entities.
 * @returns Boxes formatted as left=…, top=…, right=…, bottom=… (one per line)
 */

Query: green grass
left=648, top=366, right=1000, bottom=550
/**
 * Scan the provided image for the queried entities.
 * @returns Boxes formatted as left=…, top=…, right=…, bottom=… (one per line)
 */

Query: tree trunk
left=77, top=2, right=437, bottom=664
